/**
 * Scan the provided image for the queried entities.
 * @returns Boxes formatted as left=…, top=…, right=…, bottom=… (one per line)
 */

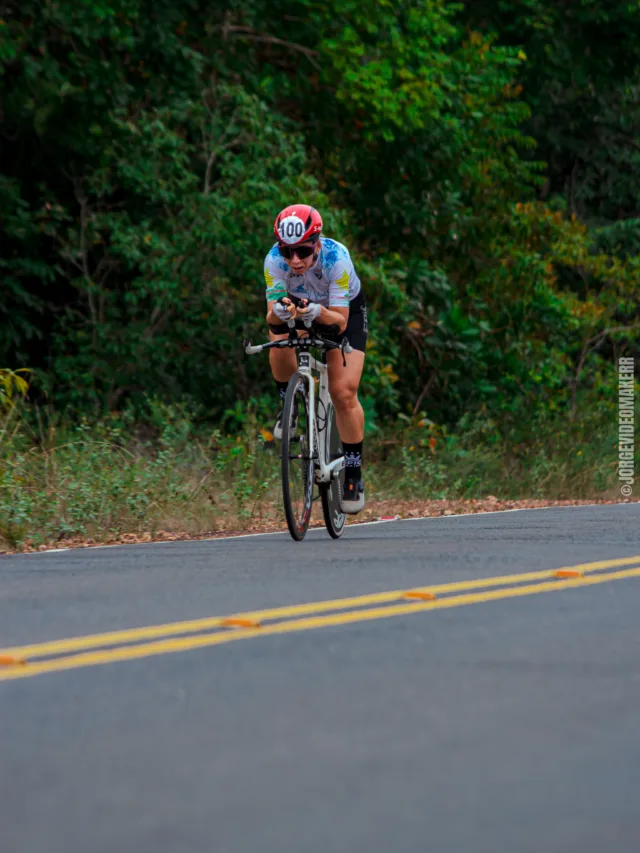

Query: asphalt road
left=2, top=504, right=640, bottom=853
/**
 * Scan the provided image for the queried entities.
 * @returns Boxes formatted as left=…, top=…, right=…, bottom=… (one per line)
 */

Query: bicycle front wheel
left=281, top=372, right=314, bottom=541
left=320, top=402, right=346, bottom=539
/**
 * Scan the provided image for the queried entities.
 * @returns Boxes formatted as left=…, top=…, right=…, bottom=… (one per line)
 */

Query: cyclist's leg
left=325, top=349, right=365, bottom=443
left=326, top=349, right=366, bottom=512
left=268, top=321, right=311, bottom=391
left=268, top=328, right=296, bottom=383
left=325, top=289, right=367, bottom=512
left=324, top=288, right=367, bottom=443
left=269, top=328, right=297, bottom=439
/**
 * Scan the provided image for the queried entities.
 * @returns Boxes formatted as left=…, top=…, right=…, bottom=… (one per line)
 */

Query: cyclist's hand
left=272, top=297, right=297, bottom=323
left=298, top=300, right=322, bottom=323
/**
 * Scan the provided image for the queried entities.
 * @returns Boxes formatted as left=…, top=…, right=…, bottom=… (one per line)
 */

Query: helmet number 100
left=279, top=215, right=305, bottom=244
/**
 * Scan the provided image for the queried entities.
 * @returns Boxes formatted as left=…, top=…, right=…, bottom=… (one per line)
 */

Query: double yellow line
left=2, top=555, right=640, bottom=682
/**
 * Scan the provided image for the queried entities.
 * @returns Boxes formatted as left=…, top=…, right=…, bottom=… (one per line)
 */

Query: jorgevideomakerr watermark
left=618, top=357, right=635, bottom=498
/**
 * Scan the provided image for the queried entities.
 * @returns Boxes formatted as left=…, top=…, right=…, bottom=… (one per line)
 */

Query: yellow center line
left=3, top=555, right=639, bottom=662
left=1, top=564, right=639, bottom=682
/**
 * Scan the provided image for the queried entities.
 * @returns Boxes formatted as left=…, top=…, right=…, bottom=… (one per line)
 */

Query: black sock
left=274, top=379, right=288, bottom=403
left=343, top=440, right=363, bottom=480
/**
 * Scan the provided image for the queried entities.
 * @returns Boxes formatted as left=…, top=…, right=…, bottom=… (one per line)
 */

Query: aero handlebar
left=243, top=336, right=354, bottom=356
left=243, top=325, right=354, bottom=363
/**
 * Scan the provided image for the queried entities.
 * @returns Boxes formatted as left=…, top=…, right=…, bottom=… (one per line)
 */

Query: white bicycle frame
left=244, top=316, right=352, bottom=485
left=296, top=350, right=345, bottom=485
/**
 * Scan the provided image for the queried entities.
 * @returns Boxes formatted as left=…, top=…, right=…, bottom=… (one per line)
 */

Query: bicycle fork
left=297, top=352, right=345, bottom=485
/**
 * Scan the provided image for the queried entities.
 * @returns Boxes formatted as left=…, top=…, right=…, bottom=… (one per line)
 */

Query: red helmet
left=274, top=204, right=322, bottom=247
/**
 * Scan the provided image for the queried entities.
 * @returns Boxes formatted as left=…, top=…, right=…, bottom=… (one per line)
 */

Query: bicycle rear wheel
left=320, top=402, right=346, bottom=539
left=281, top=372, right=314, bottom=541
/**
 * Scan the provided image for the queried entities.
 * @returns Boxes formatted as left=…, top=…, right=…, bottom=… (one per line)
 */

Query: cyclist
left=265, top=204, right=367, bottom=514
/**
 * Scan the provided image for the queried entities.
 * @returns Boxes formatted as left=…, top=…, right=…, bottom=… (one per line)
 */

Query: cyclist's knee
left=331, top=383, right=359, bottom=410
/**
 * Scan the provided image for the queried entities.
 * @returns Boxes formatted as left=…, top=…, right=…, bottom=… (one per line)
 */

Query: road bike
left=244, top=316, right=352, bottom=541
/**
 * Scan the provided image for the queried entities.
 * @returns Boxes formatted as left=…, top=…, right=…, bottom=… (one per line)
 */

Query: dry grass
left=0, top=401, right=629, bottom=553
left=7, top=497, right=635, bottom=554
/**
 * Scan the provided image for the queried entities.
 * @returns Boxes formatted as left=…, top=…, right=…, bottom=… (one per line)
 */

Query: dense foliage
left=2, top=0, right=639, bottom=432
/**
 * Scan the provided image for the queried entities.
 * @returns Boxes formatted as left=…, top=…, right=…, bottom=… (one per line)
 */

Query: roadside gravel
left=4, top=497, right=636, bottom=554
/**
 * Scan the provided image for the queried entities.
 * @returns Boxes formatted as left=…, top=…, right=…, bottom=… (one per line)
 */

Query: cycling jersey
left=264, top=238, right=361, bottom=308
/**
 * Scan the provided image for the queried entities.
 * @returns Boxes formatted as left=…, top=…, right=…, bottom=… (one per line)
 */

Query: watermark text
left=618, top=357, right=635, bottom=497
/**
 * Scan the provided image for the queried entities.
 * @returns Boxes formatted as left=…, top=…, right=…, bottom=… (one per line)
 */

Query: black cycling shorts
left=268, top=289, right=368, bottom=353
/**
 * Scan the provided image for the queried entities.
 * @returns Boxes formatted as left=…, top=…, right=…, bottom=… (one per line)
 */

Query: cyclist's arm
left=264, top=253, right=289, bottom=324
left=266, top=299, right=296, bottom=325
left=266, top=300, right=346, bottom=329
left=326, top=257, right=352, bottom=333
left=316, top=305, right=348, bottom=332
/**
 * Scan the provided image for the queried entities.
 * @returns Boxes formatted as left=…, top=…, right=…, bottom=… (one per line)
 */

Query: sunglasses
left=278, top=244, right=316, bottom=260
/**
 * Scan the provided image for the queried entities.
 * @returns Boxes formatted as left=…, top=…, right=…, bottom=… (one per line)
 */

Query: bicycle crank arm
left=315, top=455, right=345, bottom=484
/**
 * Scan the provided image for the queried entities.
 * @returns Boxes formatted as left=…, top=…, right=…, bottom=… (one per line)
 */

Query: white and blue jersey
left=264, top=238, right=361, bottom=308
